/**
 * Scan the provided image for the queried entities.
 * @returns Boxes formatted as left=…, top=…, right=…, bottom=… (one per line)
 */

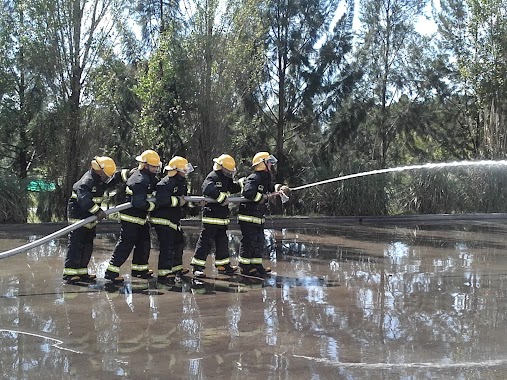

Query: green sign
left=27, top=180, right=56, bottom=192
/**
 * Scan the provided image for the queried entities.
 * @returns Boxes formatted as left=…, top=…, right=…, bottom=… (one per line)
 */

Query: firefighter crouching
left=238, top=152, right=290, bottom=276
left=104, top=149, right=161, bottom=282
left=150, top=156, right=194, bottom=283
left=64, top=156, right=128, bottom=283
left=190, top=154, right=242, bottom=277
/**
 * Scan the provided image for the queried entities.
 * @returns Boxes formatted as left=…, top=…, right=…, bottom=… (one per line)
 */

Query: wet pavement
left=2, top=218, right=507, bottom=379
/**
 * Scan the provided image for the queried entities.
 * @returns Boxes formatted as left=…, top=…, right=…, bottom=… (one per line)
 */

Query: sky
left=332, top=0, right=439, bottom=36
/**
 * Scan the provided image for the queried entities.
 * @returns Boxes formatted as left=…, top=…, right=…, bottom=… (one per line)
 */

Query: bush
left=0, top=175, right=28, bottom=223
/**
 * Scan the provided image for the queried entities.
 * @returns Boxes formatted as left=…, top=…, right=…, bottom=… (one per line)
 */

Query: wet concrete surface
left=2, top=217, right=507, bottom=379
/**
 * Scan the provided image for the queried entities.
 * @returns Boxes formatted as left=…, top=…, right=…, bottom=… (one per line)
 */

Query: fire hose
left=0, top=194, right=287, bottom=259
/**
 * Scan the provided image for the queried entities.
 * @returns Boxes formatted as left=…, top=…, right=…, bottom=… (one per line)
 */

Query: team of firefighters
left=63, top=150, right=290, bottom=284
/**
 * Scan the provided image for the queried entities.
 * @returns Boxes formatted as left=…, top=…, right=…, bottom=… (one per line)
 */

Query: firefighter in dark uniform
left=150, top=156, right=194, bottom=282
left=190, top=154, right=241, bottom=277
left=238, top=152, right=290, bottom=276
left=64, top=156, right=128, bottom=283
left=105, top=149, right=161, bottom=282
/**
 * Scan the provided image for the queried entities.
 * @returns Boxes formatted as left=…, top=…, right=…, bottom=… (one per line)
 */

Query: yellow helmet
left=252, top=152, right=278, bottom=171
left=136, top=149, right=161, bottom=167
left=213, top=154, right=237, bottom=177
left=91, top=156, right=117, bottom=177
left=164, top=156, right=194, bottom=175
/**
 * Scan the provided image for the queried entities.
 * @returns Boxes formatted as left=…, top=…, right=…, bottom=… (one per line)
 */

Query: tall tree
left=154, top=0, right=266, bottom=178
left=436, top=0, right=507, bottom=158
left=255, top=0, right=356, bottom=181
left=132, top=0, right=180, bottom=53
left=30, top=0, right=128, bottom=217
left=134, top=37, right=184, bottom=159
left=356, top=0, right=428, bottom=166
left=0, top=0, right=46, bottom=179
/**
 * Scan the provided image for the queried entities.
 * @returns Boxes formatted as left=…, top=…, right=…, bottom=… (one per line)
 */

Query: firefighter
left=190, top=154, right=242, bottom=277
left=64, top=156, right=129, bottom=283
left=104, top=149, right=161, bottom=282
left=150, top=156, right=194, bottom=283
left=238, top=152, right=290, bottom=276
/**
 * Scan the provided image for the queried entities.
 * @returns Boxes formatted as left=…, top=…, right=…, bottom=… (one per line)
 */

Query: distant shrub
left=0, top=175, right=28, bottom=223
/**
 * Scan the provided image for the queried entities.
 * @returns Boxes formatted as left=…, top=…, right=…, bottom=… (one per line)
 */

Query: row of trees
left=1, top=0, right=507, bottom=222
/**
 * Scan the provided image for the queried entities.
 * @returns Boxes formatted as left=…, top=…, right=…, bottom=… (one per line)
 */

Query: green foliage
left=31, top=186, right=65, bottom=222
left=88, top=54, right=142, bottom=166
left=437, top=0, right=507, bottom=158
left=0, top=174, right=28, bottom=223
left=4, top=0, right=507, bottom=222
left=134, top=37, right=184, bottom=159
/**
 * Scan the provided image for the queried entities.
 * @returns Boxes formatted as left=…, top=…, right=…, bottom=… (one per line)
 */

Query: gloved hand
left=95, top=209, right=107, bottom=221
left=178, top=196, right=187, bottom=206
left=259, top=194, right=269, bottom=204
left=279, top=185, right=290, bottom=195
left=220, top=198, right=229, bottom=206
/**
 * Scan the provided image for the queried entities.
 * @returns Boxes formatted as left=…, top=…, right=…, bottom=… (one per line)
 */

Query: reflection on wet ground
left=2, top=220, right=507, bottom=379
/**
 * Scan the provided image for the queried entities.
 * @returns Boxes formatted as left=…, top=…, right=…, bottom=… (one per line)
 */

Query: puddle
left=1, top=221, right=507, bottom=378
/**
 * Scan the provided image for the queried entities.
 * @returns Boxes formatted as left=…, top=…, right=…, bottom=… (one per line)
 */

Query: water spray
left=289, top=160, right=507, bottom=191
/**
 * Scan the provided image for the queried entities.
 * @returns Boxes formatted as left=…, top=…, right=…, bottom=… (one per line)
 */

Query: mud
left=1, top=216, right=507, bottom=379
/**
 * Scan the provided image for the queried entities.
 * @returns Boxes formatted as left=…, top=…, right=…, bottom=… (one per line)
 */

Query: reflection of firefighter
left=238, top=152, right=290, bottom=275
left=150, top=156, right=194, bottom=281
left=105, top=150, right=161, bottom=282
left=64, top=156, right=128, bottom=283
left=190, top=154, right=241, bottom=277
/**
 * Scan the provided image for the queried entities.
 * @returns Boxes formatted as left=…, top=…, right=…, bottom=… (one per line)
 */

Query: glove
left=95, top=209, right=107, bottom=221
left=220, top=198, right=229, bottom=206
left=267, top=193, right=279, bottom=201
left=178, top=196, right=187, bottom=206
left=259, top=194, right=268, bottom=204
left=280, top=185, right=290, bottom=195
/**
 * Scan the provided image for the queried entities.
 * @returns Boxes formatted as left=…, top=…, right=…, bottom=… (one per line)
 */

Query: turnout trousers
left=238, top=221, right=265, bottom=271
left=191, top=224, right=230, bottom=269
left=154, top=224, right=185, bottom=275
left=64, top=226, right=96, bottom=277
left=105, top=220, right=151, bottom=278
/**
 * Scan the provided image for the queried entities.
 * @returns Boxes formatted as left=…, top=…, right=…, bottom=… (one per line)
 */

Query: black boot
left=240, top=265, right=256, bottom=275
left=81, top=274, right=96, bottom=283
left=217, top=264, right=237, bottom=275
left=132, top=269, right=154, bottom=279
left=63, top=275, right=81, bottom=283
left=254, top=265, right=271, bottom=276
left=104, top=270, right=124, bottom=283
left=192, top=266, right=205, bottom=278
left=174, top=269, right=189, bottom=282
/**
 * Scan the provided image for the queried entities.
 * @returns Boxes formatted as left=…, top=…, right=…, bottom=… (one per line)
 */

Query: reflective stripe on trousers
left=119, top=213, right=147, bottom=225
left=149, top=217, right=180, bottom=230
left=202, top=217, right=230, bottom=226
left=238, top=214, right=265, bottom=224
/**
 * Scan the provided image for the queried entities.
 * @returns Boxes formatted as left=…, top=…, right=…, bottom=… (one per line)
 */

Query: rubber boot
left=132, top=269, right=154, bottom=279
left=192, top=265, right=205, bottom=278
left=217, top=264, right=237, bottom=275
left=104, top=270, right=124, bottom=283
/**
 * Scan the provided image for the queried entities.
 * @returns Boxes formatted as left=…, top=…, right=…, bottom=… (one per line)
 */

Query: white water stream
left=290, top=160, right=507, bottom=191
